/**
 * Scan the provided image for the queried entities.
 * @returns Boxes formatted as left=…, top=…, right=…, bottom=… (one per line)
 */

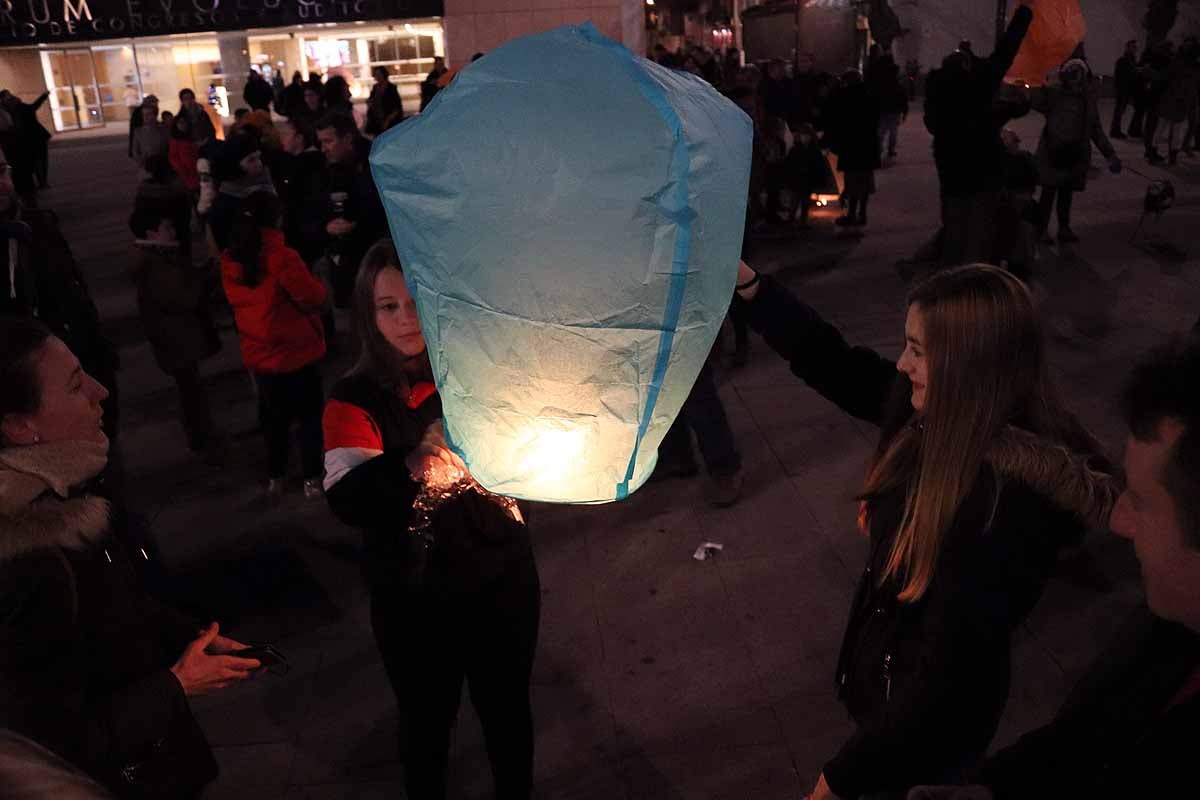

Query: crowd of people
left=1, top=5, right=1200, bottom=799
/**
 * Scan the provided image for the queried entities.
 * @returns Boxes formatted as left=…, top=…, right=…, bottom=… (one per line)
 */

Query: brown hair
left=348, top=238, right=431, bottom=400
left=861, top=265, right=1100, bottom=602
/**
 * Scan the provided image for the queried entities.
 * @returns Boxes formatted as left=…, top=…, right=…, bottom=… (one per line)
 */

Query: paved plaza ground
left=42, top=106, right=1200, bottom=799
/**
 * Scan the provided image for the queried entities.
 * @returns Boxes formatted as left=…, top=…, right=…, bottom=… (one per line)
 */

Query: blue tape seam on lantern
left=584, top=27, right=692, bottom=500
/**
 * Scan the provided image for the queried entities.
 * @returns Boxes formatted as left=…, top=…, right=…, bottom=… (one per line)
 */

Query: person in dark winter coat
left=242, top=70, right=274, bottom=113
left=323, top=75, right=354, bottom=118
left=925, top=2, right=1033, bottom=266
left=322, top=240, right=540, bottom=800
left=911, top=337, right=1200, bottom=800
left=312, top=112, right=387, bottom=308
left=778, top=122, right=836, bottom=227
left=825, top=69, right=880, bottom=227
left=129, top=187, right=220, bottom=454
left=0, top=165, right=120, bottom=437
left=280, top=71, right=305, bottom=118
left=270, top=119, right=327, bottom=266
left=732, top=261, right=1118, bottom=800
left=206, top=131, right=277, bottom=252
left=0, top=90, right=51, bottom=189
left=420, top=57, right=448, bottom=111
left=868, top=54, right=909, bottom=160
left=0, top=316, right=261, bottom=799
left=1111, top=39, right=1140, bottom=137
left=364, top=66, right=404, bottom=137
left=221, top=191, right=327, bottom=498
left=1030, top=60, right=1121, bottom=244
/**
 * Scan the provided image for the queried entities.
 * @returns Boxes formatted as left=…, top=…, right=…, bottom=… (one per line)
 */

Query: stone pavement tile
left=207, top=742, right=293, bottom=800
left=718, top=552, right=854, bottom=702
left=603, top=631, right=781, bottom=756
left=284, top=782, right=406, bottom=800
left=786, top=463, right=871, bottom=577
left=189, top=643, right=323, bottom=748
left=287, top=639, right=404, bottom=785
left=620, top=743, right=802, bottom=800
left=692, top=461, right=834, bottom=565
left=735, top=382, right=854, bottom=435
left=771, top=690, right=857, bottom=789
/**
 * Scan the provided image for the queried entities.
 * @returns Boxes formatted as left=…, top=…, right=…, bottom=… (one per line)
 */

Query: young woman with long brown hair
left=732, top=261, right=1120, bottom=800
left=320, top=239, right=540, bottom=800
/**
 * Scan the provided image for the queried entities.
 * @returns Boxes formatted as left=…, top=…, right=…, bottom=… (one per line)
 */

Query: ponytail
left=228, top=190, right=281, bottom=288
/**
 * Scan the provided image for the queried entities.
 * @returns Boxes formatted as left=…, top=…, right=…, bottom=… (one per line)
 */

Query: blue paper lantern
left=369, top=23, right=751, bottom=504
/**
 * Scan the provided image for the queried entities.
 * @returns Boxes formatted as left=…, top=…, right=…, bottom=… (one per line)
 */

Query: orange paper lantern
left=1006, top=0, right=1087, bottom=87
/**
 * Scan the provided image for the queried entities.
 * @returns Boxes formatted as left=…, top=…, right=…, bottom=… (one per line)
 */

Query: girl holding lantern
left=732, top=261, right=1119, bottom=800
left=320, top=239, right=540, bottom=800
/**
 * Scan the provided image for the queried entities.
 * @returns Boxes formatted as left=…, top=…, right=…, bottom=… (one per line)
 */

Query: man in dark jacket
left=1111, top=39, right=1139, bottom=138
left=925, top=1, right=1033, bottom=266
left=911, top=338, right=1200, bottom=800
left=312, top=111, right=387, bottom=308
left=243, top=70, right=274, bottom=113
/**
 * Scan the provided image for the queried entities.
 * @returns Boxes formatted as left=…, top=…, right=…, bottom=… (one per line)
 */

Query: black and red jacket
left=321, top=372, right=531, bottom=590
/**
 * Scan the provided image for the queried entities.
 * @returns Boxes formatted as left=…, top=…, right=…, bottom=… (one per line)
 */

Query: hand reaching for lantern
left=406, top=420, right=468, bottom=487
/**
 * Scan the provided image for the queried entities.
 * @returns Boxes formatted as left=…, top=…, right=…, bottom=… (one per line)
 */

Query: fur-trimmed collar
left=987, top=425, right=1121, bottom=530
left=0, top=440, right=111, bottom=563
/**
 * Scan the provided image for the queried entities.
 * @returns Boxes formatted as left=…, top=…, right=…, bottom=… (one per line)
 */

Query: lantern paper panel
left=370, top=23, right=752, bottom=504
left=1006, top=0, right=1087, bottom=87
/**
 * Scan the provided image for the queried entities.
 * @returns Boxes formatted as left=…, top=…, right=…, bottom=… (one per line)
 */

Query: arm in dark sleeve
left=31, top=92, right=50, bottom=111
left=989, top=6, right=1034, bottom=86
left=735, top=275, right=897, bottom=425
left=325, top=451, right=420, bottom=530
left=79, top=670, right=188, bottom=770
left=0, top=557, right=186, bottom=772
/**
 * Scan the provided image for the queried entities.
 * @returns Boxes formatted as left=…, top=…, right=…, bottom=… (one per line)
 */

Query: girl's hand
left=405, top=421, right=467, bottom=487
left=736, top=260, right=761, bottom=300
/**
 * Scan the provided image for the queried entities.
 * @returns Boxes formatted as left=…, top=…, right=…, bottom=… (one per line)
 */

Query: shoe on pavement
left=303, top=479, right=324, bottom=499
left=1057, top=227, right=1080, bottom=244
left=1111, top=131, right=1126, bottom=139
left=835, top=215, right=855, bottom=227
left=709, top=469, right=744, bottom=508
left=1147, top=149, right=1165, bottom=164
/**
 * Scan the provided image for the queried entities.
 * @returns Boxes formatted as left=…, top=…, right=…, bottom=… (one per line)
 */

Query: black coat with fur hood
left=737, top=276, right=1121, bottom=800
left=0, top=442, right=217, bottom=798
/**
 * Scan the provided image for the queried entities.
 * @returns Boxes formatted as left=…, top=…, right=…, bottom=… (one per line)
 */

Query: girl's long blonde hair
left=861, top=265, right=1099, bottom=603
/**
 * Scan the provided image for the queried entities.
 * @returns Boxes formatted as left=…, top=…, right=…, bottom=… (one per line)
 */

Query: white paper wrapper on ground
left=370, top=23, right=752, bottom=504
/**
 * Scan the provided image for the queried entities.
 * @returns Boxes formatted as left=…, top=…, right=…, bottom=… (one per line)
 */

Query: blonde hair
left=861, top=265, right=1099, bottom=602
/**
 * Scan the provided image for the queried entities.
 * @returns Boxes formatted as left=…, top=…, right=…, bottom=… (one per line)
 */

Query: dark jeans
left=256, top=363, right=324, bottom=479
left=941, top=190, right=999, bottom=267
left=879, top=111, right=901, bottom=157
left=659, top=359, right=741, bottom=477
left=369, top=545, right=541, bottom=800
left=1144, top=107, right=1161, bottom=154
left=1110, top=91, right=1132, bottom=135
left=170, top=364, right=214, bottom=451
left=1038, top=186, right=1075, bottom=231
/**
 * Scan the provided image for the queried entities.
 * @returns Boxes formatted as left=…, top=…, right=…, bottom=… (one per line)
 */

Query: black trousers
left=659, top=358, right=742, bottom=477
left=255, top=363, right=324, bottom=479
left=169, top=363, right=213, bottom=451
left=1038, top=186, right=1074, bottom=231
left=368, top=544, right=541, bottom=800
left=1111, top=91, right=1132, bottom=135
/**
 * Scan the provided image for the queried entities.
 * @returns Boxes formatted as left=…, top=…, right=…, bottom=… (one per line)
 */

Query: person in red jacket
left=221, top=190, right=327, bottom=498
left=167, top=114, right=201, bottom=198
